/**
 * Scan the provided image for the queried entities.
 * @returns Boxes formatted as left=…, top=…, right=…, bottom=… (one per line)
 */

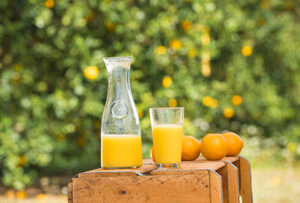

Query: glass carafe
left=101, top=57, right=142, bottom=169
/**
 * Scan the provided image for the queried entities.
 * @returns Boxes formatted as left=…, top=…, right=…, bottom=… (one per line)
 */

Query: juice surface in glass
left=101, top=134, right=142, bottom=168
left=152, top=124, right=183, bottom=164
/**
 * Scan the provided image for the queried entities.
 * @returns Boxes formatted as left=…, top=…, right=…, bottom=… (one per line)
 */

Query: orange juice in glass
left=150, top=107, right=184, bottom=168
left=101, top=134, right=142, bottom=168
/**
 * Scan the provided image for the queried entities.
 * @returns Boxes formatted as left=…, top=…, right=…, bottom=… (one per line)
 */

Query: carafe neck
left=104, top=57, right=132, bottom=98
left=107, top=66, right=129, bottom=88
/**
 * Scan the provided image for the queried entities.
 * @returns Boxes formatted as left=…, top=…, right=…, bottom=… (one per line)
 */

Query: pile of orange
left=151, top=131, right=244, bottom=162
left=200, top=132, right=243, bottom=160
left=200, top=131, right=244, bottom=161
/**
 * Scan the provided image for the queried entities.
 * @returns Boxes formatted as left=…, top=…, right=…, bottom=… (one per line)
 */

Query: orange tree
left=0, top=0, right=300, bottom=189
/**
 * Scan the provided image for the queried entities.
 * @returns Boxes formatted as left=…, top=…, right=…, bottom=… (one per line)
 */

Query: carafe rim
left=103, top=56, right=132, bottom=62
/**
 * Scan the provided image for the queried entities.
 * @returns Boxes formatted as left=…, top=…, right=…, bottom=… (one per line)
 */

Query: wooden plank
left=182, top=161, right=226, bottom=171
left=78, top=164, right=157, bottom=178
left=151, top=168, right=209, bottom=176
left=209, top=170, right=223, bottom=203
left=239, top=156, right=253, bottom=203
left=221, top=156, right=240, bottom=163
left=225, top=161, right=239, bottom=203
left=150, top=163, right=225, bottom=202
left=145, top=158, right=226, bottom=170
left=150, top=161, right=225, bottom=175
left=79, top=171, right=137, bottom=177
left=216, top=164, right=228, bottom=203
left=68, top=182, right=73, bottom=203
left=72, top=173, right=211, bottom=203
left=216, top=161, right=240, bottom=203
left=145, top=156, right=235, bottom=169
left=196, top=156, right=239, bottom=162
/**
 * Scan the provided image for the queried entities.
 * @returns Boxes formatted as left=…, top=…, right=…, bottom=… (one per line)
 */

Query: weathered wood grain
left=78, top=164, right=157, bottom=178
left=68, top=156, right=251, bottom=203
left=225, top=161, right=239, bottom=203
left=73, top=174, right=211, bottom=203
left=221, top=156, right=240, bottom=163
left=239, top=156, right=253, bottom=203
left=216, top=163, right=228, bottom=202
left=181, top=161, right=226, bottom=171
left=209, top=170, right=223, bottom=203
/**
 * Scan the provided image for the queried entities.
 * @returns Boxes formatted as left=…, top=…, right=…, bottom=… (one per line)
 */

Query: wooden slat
left=182, top=161, right=226, bottom=171
left=73, top=173, right=211, bottom=203
left=222, top=156, right=240, bottom=163
left=216, top=164, right=228, bottom=203
left=226, top=161, right=239, bottom=203
left=151, top=168, right=209, bottom=176
left=239, top=156, right=253, bottom=203
left=209, top=170, right=223, bottom=203
left=150, top=160, right=225, bottom=173
left=78, top=164, right=157, bottom=178
left=146, top=156, right=238, bottom=168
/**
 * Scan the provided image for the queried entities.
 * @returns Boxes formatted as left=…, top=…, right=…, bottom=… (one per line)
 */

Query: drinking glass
left=149, top=107, right=184, bottom=168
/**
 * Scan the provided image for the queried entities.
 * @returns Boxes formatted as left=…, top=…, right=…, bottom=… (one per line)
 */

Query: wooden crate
left=68, top=156, right=252, bottom=203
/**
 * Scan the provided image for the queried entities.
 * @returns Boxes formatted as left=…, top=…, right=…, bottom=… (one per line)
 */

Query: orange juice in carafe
left=101, top=134, right=142, bottom=168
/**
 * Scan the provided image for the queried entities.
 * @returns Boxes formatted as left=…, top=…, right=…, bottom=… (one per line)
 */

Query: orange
left=201, top=133, right=228, bottom=161
left=84, top=66, right=99, bottom=80
left=222, top=132, right=243, bottom=156
left=182, top=136, right=201, bottom=161
left=16, top=191, right=26, bottom=199
left=162, top=76, right=172, bottom=88
left=151, top=146, right=155, bottom=162
left=44, top=0, right=55, bottom=9
left=241, top=45, right=253, bottom=56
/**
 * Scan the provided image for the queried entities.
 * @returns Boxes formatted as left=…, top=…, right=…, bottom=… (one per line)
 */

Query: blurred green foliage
left=0, top=0, right=300, bottom=189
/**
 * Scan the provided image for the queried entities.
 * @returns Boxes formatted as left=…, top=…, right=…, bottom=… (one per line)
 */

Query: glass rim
left=103, top=56, right=132, bottom=62
left=149, top=107, right=184, bottom=111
